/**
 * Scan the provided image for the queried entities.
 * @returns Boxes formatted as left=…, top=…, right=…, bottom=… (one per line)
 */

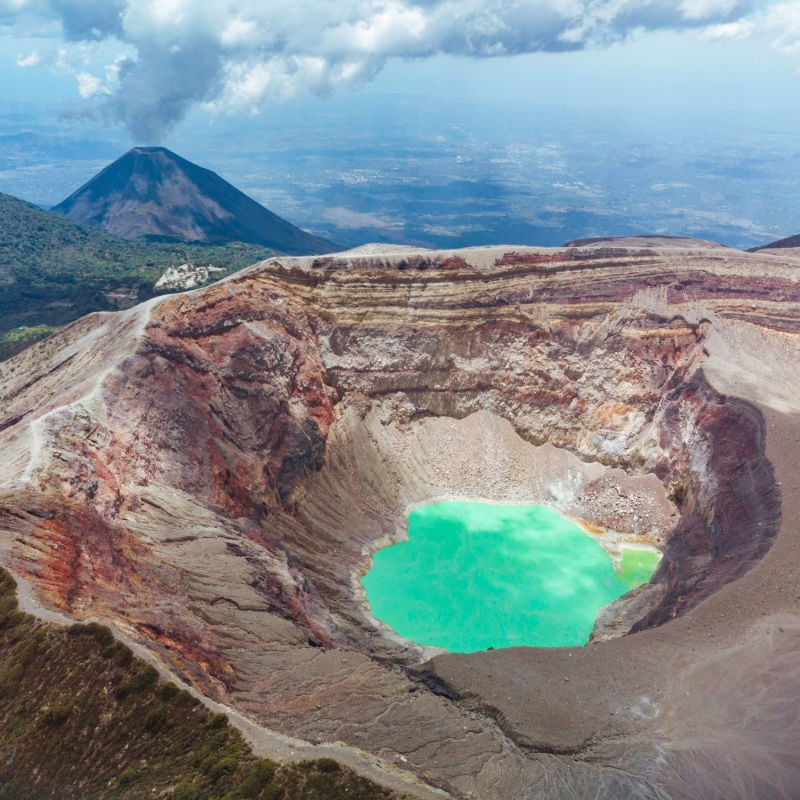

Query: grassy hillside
left=0, top=192, right=274, bottom=358
left=0, top=568, right=407, bottom=800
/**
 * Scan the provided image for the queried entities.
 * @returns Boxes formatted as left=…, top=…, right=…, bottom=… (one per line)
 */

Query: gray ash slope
left=53, top=146, right=338, bottom=256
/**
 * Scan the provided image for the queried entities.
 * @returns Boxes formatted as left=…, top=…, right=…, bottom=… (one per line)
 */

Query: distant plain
left=2, top=92, right=798, bottom=253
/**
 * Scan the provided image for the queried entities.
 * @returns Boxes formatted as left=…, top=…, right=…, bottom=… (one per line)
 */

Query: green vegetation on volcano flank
left=0, top=192, right=275, bottom=359
left=0, top=569, right=407, bottom=800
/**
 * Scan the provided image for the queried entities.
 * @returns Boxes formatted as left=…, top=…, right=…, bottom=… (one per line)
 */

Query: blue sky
left=2, top=1, right=800, bottom=140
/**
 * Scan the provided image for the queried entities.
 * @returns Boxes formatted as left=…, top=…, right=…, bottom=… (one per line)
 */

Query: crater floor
left=1, top=239, right=799, bottom=798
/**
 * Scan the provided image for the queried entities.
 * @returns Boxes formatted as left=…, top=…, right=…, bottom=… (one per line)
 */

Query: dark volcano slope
left=53, top=147, right=337, bottom=256
left=749, top=232, right=800, bottom=250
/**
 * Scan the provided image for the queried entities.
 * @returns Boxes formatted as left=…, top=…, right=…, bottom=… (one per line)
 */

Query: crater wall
left=0, top=242, right=797, bottom=798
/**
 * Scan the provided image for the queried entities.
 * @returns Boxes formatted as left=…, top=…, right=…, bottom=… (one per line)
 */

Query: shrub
left=117, top=769, right=139, bottom=787
left=315, top=758, right=340, bottom=774
left=238, top=759, right=277, bottom=798
left=112, top=642, right=133, bottom=667
left=40, top=704, right=71, bottom=726
left=15, top=630, right=49, bottom=667
left=207, top=755, right=238, bottom=783
left=144, top=704, right=170, bottom=733
left=68, top=621, right=114, bottom=648
left=115, top=664, right=159, bottom=700
left=160, top=681, right=181, bottom=701
left=0, top=595, right=25, bottom=629
left=208, top=712, right=228, bottom=730
left=177, top=688, right=199, bottom=706
left=133, top=664, right=159, bottom=689
left=171, top=779, right=201, bottom=800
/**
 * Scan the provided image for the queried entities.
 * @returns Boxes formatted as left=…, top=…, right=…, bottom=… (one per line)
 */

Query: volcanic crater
left=1, top=239, right=798, bottom=798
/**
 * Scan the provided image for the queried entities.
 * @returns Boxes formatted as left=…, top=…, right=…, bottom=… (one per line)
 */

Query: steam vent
left=1, top=239, right=799, bottom=798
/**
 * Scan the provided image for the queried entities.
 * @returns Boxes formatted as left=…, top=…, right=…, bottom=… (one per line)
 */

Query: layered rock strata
left=1, top=240, right=799, bottom=798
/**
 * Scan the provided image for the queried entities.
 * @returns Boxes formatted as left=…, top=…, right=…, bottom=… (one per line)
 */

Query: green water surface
left=361, top=501, right=660, bottom=652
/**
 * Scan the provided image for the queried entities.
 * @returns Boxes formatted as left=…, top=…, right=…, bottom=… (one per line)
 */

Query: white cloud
left=15, top=49, right=40, bottom=67
left=699, top=19, right=755, bottom=39
left=104, top=53, right=127, bottom=87
left=765, top=1, right=800, bottom=55
left=324, top=2, right=430, bottom=56
left=220, top=16, right=258, bottom=49
left=0, top=0, right=768, bottom=140
left=75, top=70, right=106, bottom=97
left=680, top=0, right=740, bottom=22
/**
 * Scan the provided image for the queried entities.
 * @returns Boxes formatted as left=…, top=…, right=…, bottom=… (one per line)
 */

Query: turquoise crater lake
left=361, top=501, right=660, bottom=652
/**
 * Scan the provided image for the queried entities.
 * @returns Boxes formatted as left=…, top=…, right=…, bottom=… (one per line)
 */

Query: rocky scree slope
left=1, top=240, right=799, bottom=798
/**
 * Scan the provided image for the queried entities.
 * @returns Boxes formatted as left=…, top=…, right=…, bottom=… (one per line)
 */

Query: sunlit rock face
left=1, top=239, right=799, bottom=799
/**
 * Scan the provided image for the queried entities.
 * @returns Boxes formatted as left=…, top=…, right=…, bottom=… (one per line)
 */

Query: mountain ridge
left=54, top=147, right=338, bottom=256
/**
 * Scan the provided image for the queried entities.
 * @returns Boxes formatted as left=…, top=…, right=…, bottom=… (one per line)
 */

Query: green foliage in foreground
left=0, top=569, right=407, bottom=800
left=0, top=192, right=275, bottom=345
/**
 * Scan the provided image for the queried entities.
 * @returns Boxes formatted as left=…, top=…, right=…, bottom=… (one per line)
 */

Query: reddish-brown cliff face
left=635, top=376, right=779, bottom=629
left=1, top=240, right=799, bottom=799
